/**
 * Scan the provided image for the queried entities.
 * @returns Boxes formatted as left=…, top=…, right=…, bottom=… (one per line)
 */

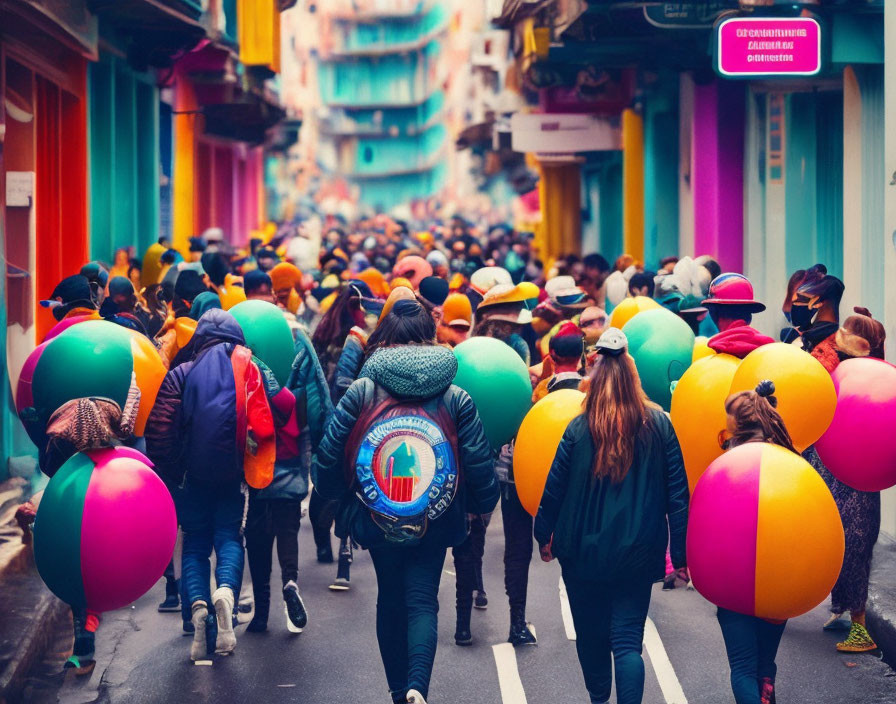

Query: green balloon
left=453, top=336, right=532, bottom=451
left=33, top=321, right=134, bottom=425
left=230, top=300, right=295, bottom=386
left=623, top=308, right=695, bottom=411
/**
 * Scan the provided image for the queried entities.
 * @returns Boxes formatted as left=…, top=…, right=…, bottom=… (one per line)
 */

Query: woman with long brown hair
left=534, top=328, right=689, bottom=704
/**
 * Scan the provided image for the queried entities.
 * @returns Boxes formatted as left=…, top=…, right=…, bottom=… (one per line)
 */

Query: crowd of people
left=21, top=214, right=889, bottom=704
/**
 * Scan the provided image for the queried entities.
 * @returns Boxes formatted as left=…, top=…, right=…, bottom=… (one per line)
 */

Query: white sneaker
left=190, top=602, right=208, bottom=662
left=212, top=587, right=236, bottom=655
left=283, top=581, right=308, bottom=634
left=406, top=690, right=427, bottom=704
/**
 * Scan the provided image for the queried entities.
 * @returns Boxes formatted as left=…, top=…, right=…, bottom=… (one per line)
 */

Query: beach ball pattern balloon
left=670, top=353, right=740, bottom=491
left=816, top=358, right=896, bottom=492
left=514, top=389, right=585, bottom=516
left=729, top=343, right=836, bottom=452
left=623, top=308, right=695, bottom=411
left=688, top=443, right=844, bottom=621
left=230, top=300, right=296, bottom=387
left=608, top=295, right=660, bottom=331
left=22, top=320, right=166, bottom=437
left=33, top=447, right=176, bottom=612
left=453, top=336, right=532, bottom=451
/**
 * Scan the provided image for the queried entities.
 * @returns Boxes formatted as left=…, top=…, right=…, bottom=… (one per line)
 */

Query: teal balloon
left=453, top=337, right=532, bottom=450
left=230, top=300, right=295, bottom=386
left=32, top=321, right=134, bottom=425
left=623, top=308, right=695, bottom=410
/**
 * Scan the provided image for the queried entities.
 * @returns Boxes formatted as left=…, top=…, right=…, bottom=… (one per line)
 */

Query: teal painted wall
left=858, top=65, right=885, bottom=317
left=598, top=154, right=624, bottom=261
left=644, top=103, right=679, bottom=270
left=352, top=124, right=445, bottom=176
left=357, top=162, right=448, bottom=213
left=784, top=92, right=843, bottom=278
left=324, top=92, right=444, bottom=136
left=88, top=55, right=160, bottom=264
left=335, top=4, right=447, bottom=51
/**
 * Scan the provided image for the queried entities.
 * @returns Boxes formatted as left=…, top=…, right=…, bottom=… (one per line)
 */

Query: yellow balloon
left=729, top=342, right=836, bottom=452
left=608, top=296, right=660, bottom=330
left=692, top=336, right=714, bottom=362
left=670, top=353, right=741, bottom=491
left=514, top=389, right=585, bottom=516
left=219, top=285, right=247, bottom=311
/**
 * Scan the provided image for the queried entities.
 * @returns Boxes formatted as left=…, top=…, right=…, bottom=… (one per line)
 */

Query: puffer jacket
left=313, top=344, right=499, bottom=550
left=145, top=309, right=272, bottom=487
left=534, top=408, right=689, bottom=583
left=257, top=327, right=333, bottom=501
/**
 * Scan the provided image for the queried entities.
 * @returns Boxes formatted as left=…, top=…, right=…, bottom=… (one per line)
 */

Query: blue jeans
left=561, top=566, right=653, bottom=704
left=717, top=608, right=787, bottom=704
left=177, top=481, right=245, bottom=607
left=369, top=544, right=446, bottom=703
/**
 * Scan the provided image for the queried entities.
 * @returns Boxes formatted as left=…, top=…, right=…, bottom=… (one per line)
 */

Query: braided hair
left=724, top=380, right=796, bottom=453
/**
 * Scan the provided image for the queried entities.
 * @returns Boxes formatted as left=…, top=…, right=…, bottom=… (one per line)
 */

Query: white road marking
left=644, top=617, right=689, bottom=704
left=492, top=642, right=528, bottom=704
left=558, top=577, right=577, bottom=641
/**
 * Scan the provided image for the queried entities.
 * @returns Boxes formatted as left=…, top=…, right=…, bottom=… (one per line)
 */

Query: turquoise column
left=598, top=153, right=624, bottom=261
left=858, top=65, right=885, bottom=317
left=643, top=94, right=679, bottom=270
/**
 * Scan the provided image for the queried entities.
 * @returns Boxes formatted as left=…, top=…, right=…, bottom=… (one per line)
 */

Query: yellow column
left=622, top=108, right=645, bottom=262
left=239, top=0, right=281, bottom=72
left=537, top=160, right=582, bottom=263
left=173, top=78, right=197, bottom=256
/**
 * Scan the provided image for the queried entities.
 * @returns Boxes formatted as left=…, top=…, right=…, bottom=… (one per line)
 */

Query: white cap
left=595, top=327, right=627, bottom=355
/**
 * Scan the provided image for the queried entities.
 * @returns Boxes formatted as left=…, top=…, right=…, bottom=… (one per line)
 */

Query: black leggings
left=245, top=499, right=302, bottom=594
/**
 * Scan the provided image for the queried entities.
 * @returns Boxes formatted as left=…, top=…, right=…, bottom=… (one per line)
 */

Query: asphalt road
left=22, top=500, right=896, bottom=704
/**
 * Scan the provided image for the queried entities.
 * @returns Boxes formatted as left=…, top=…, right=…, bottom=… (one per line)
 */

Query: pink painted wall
left=691, top=80, right=745, bottom=272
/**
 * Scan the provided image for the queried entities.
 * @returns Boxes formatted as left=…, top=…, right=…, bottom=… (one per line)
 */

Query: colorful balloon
left=692, top=336, right=714, bottom=363
left=33, top=447, right=176, bottom=612
left=815, top=358, right=896, bottom=491
left=729, top=342, right=836, bottom=452
left=688, top=443, right=844, bottom=620
left=230, top=300, right=296, bottom=387
left=514, top=389, right=585, bottom=516
left=623, top=308, right=695, bottom=410
left=453, top=337, right=532, bottom=451
left=44, top=313, right=97, bottom=342
left=25, top=321, right=166, bottom=437
left=670, top=353, right=741, bottom=491
left=608, top=296, right=660, bottom=330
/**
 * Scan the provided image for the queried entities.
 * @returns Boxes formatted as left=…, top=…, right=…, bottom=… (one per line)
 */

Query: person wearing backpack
left=314, top=299, right=499, bottom=704
left=534, top=328, right=689, bottom=704
left=146, top=308, right=276, bottom=662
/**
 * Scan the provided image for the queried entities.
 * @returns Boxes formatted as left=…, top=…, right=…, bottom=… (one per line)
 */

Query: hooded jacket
left=534, top=409, right=689, bottom=583
left=313, top=344, right=499, bottom=549
left=146, top=309, right=272, bottom=487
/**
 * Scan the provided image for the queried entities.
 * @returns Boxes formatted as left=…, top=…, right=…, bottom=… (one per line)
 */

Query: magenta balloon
left=815, top=358, right=896, bottom=491
left=44, top=314, right=94, bottom=342
left=16, top=342, right=48, bottom=414
left=687, top=443, right=761, bottom=616
left=79, top=447, right=176, bottom=612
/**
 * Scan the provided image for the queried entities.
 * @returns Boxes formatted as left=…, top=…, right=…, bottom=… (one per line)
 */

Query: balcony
left=324, top=4, right=448, bottom=58
left=319, top=124, right=446, bottom=178
left=318, top=93, right=444, bottom=137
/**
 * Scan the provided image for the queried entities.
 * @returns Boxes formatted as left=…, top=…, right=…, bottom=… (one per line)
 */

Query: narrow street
left=23, top=502, right=896, bottom=704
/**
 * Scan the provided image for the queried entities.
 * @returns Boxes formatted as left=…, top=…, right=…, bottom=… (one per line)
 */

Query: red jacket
left=708, top=324, right=775, bottom=359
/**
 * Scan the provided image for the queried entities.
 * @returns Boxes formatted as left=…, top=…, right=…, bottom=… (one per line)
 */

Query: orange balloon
left=608, top=296, right=660, bottom=330
left=127, top=332, right=167, bottom=436
left=729, top=343, right=836, bottom=452
left=219, top=285, right=247, bottom=311
left=670, top=353, right=740, bottom=491
left=513, top=389, right=585, bottom=516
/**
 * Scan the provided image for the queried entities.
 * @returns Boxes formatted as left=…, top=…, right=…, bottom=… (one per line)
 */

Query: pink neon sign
left=717, top=17, right=821, bottom=77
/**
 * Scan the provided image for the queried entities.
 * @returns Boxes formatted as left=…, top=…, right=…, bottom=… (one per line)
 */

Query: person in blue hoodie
left=146, top=309, right=275, bottom=662
left=314, top=299, right=499, bottom=704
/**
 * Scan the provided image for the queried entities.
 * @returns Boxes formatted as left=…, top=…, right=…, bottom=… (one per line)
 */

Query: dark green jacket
left=534, top=408, right=689, bottom=583
left=313, top=345, right=499, bottom=550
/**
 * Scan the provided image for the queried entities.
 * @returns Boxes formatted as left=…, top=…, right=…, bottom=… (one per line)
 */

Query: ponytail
left=725, top=380, right=797, bottom=454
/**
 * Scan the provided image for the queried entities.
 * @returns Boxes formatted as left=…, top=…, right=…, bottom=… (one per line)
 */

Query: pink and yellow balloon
left=688, top=443, right=843, bottom=620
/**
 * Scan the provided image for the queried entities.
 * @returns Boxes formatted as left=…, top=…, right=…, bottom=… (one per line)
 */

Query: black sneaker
left=474, top=590, right=488, bottom=610
left=283, top=581, right=308, bottom=633
left=454, top=628, right=473, bottom=646
left=159, top=578, right=181, bottom=612
left=182, top=620, right=195, bottom=636
left=508, top=622, right=537, bottom=646
left=317, top=545, right=334, bottom=564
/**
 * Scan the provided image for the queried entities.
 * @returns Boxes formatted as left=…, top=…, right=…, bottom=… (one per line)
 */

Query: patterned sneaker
left=837, top=622, right=877, bottom=653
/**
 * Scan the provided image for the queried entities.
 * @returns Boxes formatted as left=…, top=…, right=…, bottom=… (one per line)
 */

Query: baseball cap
left=595, top=327, right=627, bottom=356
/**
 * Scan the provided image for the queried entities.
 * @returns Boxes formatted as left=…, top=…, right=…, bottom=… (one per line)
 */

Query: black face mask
left=789, top=304, right=817, bottom=332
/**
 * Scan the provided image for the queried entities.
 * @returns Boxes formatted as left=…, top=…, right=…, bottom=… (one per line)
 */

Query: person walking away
left=802, top=311, right=886, bottom=652
left=314, top=299, right=498, bottom=704
left=146, top=309, right=276, bottom=661
left=716, top=381, right=799, bottom=704
left=246, top=323, right=332, bottom=633
left=534, top=327, right=689, bottom=704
